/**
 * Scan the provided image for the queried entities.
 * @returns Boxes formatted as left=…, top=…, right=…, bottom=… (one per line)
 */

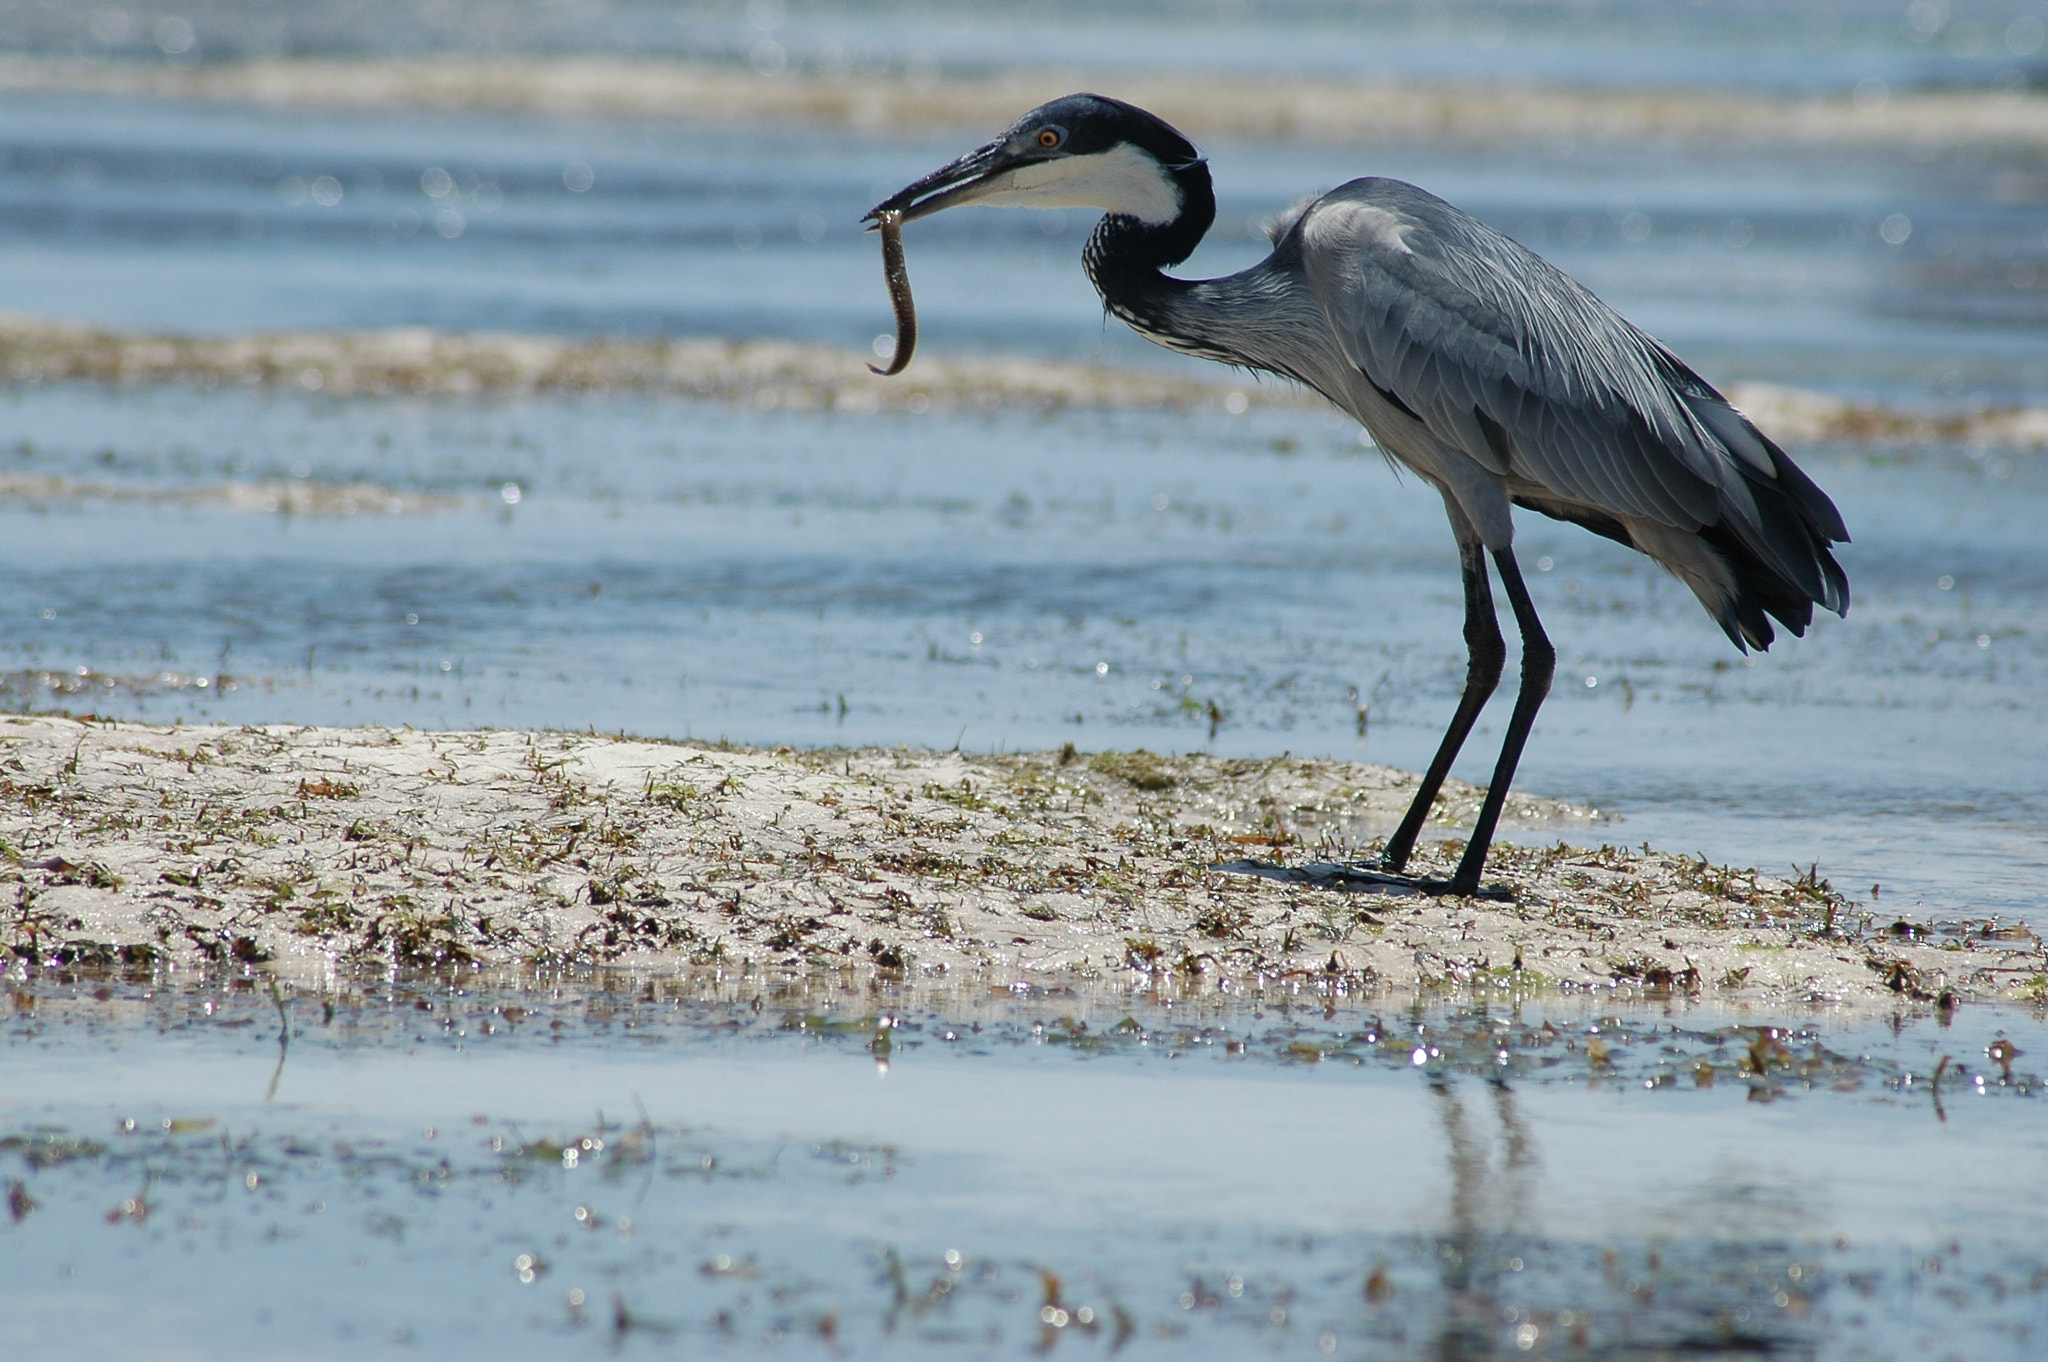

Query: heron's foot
left=1372, top=847, right=1513, bottom=899
left=1214, top=858, right=1513, bottom=900
left=1353, top=865, right=1514, bottom=901
left=1318, top=862, right=1515, bottom=901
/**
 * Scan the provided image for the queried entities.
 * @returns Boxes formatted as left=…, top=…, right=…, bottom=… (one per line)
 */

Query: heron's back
left=1283, top=178, right=1848, bottom=650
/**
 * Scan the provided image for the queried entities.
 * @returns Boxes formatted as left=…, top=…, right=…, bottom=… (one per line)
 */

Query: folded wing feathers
left=1302, top=180, right=1848, bottom=634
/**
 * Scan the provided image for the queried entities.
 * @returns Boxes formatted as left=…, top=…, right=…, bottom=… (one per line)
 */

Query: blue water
left=7, top=0, right=2047, bottom=95
left=4, top=385, right=2044, bottom=915
left=4, top=93, right=2044, bottom=402
left=3, top=21, right=2047, bottom=1359
left=0, top=25, right=2045, bottom=913
left=4, top=978, right=2046, bottom=1360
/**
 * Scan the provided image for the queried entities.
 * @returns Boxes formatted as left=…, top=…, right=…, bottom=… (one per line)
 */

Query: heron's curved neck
left=1081, top=161, right=1233, bottom=355
left=1083, top=161, right=1312, bottom=377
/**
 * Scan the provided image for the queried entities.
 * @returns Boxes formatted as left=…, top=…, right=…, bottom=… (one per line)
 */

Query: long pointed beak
left=862, top=138, right=1024, bottom=229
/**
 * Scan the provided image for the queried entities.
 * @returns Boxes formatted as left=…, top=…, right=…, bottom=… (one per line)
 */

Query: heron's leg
left=1380, top=542, right=1505, bottom=872
left=1449, top=547, right=1554, bottom=895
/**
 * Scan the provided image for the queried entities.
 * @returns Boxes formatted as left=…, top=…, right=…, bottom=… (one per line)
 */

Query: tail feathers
left=1662, top=355, right=1852, bottom=630
left=1610, top=468, right=1846, bottom=654
left=1520, top=365, right=1850, bottom=652
left=1761, top=432, right=1850, bottom=547
left=1753, top=427, right=1851, bottom=612
left=1697, top=519, right=1822, bottom=652
left=1675, top=382, right=1851, bottom=647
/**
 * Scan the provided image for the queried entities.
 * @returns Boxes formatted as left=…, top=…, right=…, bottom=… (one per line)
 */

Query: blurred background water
left=1, top=1, right=2046, bottom=913
left=4, top=0, right=2048, bottom=93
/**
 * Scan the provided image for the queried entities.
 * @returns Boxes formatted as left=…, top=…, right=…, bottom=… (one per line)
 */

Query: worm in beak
left=867, top=208, right=916, bottom=377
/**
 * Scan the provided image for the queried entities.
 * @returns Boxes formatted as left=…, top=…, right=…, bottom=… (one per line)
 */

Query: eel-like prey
left=868, top=209, right=916, bottom=376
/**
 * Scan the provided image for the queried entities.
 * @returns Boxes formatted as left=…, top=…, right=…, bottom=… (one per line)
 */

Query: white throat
left=966, top=143, right=1184, bottom=226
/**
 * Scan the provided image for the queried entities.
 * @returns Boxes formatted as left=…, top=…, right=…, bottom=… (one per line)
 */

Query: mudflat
left=4, top=716, right=2033, bottom=1006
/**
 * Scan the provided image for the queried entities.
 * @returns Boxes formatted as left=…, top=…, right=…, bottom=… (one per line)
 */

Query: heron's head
left=865, top=94, right=1204, bottom=230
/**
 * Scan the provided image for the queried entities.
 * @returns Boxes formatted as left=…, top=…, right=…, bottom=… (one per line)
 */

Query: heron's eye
left=1036, top=128, right=1063, bottom=149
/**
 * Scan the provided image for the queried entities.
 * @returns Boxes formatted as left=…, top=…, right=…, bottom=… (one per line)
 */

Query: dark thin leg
left=1380, top=542, right=1505, bottom=873
left=1449, top=547, right=1555, bottom=895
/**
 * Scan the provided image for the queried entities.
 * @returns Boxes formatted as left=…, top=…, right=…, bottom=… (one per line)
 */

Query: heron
left=866, top=93, right=1849, bottom=897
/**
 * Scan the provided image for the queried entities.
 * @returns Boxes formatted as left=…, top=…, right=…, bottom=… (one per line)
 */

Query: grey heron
left=867, top=94, right=1849, bottom=897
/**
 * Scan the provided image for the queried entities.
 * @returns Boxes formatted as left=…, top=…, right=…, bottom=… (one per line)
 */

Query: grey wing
left=1293, top=179, right=1848, bottom=639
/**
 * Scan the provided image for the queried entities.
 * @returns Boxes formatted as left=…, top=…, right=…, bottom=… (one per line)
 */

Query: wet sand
left=5, top=55, right=2046, bottom=155
left=5, top=314, right=2044, bottom=447
left=4, top=715, right=2037, bottom=1005
left=0, top=312, right=1285, bottom=416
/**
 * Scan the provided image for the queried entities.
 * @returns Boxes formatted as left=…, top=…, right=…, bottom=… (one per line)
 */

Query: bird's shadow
left=1213, top=858, right=1514, bottom=901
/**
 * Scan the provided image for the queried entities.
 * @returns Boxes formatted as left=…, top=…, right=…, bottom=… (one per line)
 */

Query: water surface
left=2, top=46, right=2045, bottom=914
left=4, top=16, right=2045, bottom=1361
left=7, top=0, right=2046, bottom=96
left=4, top=972, right=2046, bottom=1359
left=3, top=92, right=2043, bottom=401
left=4, top=384, right=2044, bottom=915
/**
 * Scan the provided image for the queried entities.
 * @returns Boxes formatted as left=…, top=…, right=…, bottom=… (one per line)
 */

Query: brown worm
left=868, top=209, right=917, bottom=376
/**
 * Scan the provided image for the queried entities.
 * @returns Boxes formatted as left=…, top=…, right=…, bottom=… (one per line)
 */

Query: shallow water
left=2, top=50, right=2047, bottom=913
left=4, top=973, right=2046, bottom=1360
left=4, top=383, right=2045, bottom=915
left=6, top=0, right=2045, bottom=96
left=4, top=91, right=2044, bottom=402
left=5, top=18, right=2045, bottom=1360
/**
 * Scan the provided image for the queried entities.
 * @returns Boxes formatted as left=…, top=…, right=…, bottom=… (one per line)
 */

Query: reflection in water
left=3, top=978, right=2046, bottom=1358
left=1426, top=1077, right=1536, bottom=1361
left=1415, top=1071, right=1824, bottom=1360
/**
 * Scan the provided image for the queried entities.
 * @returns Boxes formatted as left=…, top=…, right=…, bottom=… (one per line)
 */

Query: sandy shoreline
left=3, top=715, right=2037, bottom=1006
left=6, top=55, right=2046, bottom=156
left=5, top=314, right=2044, bottom=451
